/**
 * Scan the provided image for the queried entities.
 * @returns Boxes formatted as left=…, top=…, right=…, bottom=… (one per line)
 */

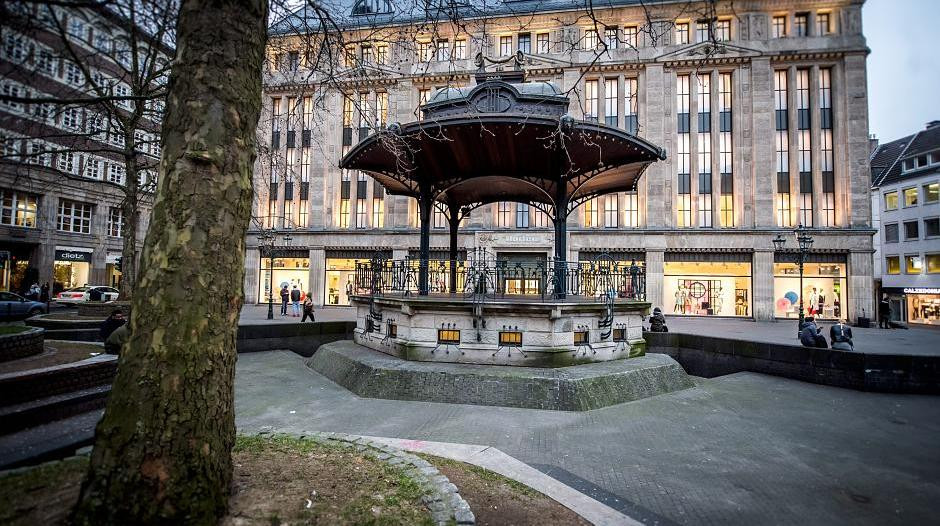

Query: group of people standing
left=25, top=282, right=50, bottom=302
left=279, top=284, right=315, bottom=322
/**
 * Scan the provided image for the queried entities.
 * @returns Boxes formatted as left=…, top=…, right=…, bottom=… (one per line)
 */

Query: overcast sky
left=865, top=0, right=940, bottom=142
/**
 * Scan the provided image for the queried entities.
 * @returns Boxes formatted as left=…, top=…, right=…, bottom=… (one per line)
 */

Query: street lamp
left=257, top=229, right=293, bottom=320
left=772, top=225, right=814, bottom=337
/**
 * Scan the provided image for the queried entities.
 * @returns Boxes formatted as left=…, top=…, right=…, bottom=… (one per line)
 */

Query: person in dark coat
left=830, top=320, right=854, bottom=351
left=39, top=282, right=50, bottom=303
left=279, top=285, right=289, bottom=316
left=301, top=294, right=315, bottom=322
left=105, top=323, right=129, bottom=354
left=879, top=294, right=892, bottom=329
left=648, top=307, right=668, bottom=332
left=800, top=317, right=820, bottom=347
left=290, top=285, right=301, bottom=317
left=99, top=309, right=126, bottom=342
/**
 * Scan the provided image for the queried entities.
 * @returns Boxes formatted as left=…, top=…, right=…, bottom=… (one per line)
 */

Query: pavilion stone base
left=308, top=341, right=694, bottom=411
left=350, top=294, right=649, bottom=368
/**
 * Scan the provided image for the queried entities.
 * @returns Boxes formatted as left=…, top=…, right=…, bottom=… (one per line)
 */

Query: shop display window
left=259, top=256, right=309, bottom=304
left=325, top=258, right=359, bottom=305
left=663, top=261, right=751, bottom=317
left=773, top=262, right=846, bottom=320
left=54, top=261, right=90, bottom=290
left=907, top=294, right=940, bottom=325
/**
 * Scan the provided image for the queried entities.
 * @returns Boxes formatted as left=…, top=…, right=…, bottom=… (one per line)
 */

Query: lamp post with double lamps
left=773, top=225, right=814, bottom=337
left=257, top=230, right=293, bottom=320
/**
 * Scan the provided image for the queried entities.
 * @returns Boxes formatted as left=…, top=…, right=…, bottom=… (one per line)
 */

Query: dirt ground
left=0, top=342, right=104, bottom=375
left=0, top=436, right=588, bottom=525
left=423, top=455, right=590, bottom=526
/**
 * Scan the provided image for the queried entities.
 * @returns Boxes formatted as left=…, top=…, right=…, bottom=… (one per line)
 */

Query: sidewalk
left=667, top=315, right=940, bottom=356
left=238, top=304, right=355, bottom=325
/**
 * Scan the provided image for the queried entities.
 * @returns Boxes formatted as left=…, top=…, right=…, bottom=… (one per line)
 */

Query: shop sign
left=903, top=287, right=940, bottom=295
left=55, top=249, right=92, bottom=262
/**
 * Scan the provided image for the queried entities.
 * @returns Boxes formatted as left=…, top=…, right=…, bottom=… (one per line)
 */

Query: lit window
left=677, top=74, right=691, bottom=228
left=816, top=13, right=831, bottom=35
left=927, top=254, right=940, bottom=274
left=624, top=26, right=638, bottom=48
left=885, top=256, right=900, bottom=275
left=714, top=20, right=731, bottom=41
left=497, top=201, right=512, bottom=227
left=500, top=35, right=512, bottom=56
left=453, top=39, right=466, bottom=60
left=584, top=79, right=598, bottom=121
left=772, top=16, right=787, bottom=38
left=499, top=331, right=522, bottom=346
left=583, top=198, right=598, bottom=227
left=0, top=190, right=39, bottom=228
left=604, top=78, right=618, bottom=126
left=924, top=183, right=939, bottom=203
left=437, top=329, right=460, bottom=344
left=372, top=197, right=384, bottom=228
left=624, top=192, right=639, bottom=227
left=417, top=41, right=432, bottom=62
left=903, top=187, right=918, bottom=207
left=905, top=255, right=922, bottom=274
left=536, top=33, right=550, bottom=53
left=675, top=23, right=689, bottom=45
left=604, top=195, right=618, bottom=228
left=884, top=191, right=898, bottom=210
left=583, top=29, right=599, bottom=50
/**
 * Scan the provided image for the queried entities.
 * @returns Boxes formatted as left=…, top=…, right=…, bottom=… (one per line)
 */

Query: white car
left=55, top=286, right=120, bottom=305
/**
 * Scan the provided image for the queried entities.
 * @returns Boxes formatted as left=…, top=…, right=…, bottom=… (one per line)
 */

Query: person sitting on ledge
left=99, top=309, right=125, bottom=342
left=830, top=319, right=854, bottom=351
left=799, top=317, right=827, bottom=348
left=104, top=323, right=128, bottom=355
left=648, top=307, right=668, bottom=332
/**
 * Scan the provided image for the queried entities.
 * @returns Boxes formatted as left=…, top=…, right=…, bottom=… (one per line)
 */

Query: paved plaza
left=235, top=350, right=940, bottom=526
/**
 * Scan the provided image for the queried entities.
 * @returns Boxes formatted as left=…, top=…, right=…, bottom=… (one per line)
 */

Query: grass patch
left=0, top=325, right=30, bottom=335
left=0, top=341, right=104, bottom=375
left=0, top=456, right=88, bottom=526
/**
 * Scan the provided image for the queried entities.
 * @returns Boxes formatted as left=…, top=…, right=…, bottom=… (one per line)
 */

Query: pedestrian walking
left=39, top=282, right=49, bottom=303
left=290, top=285, right=301, bottom=317
left=879, top=294, right=892, bottom=329
left=279, top=285, right=289, bottom=316
left=301, top=294, right=315, bottom=322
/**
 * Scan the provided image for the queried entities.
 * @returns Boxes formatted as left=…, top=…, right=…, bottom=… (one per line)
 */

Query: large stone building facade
left=1, top=4, right=162, bottom=295
left=248, top=0, right=874, bottom=323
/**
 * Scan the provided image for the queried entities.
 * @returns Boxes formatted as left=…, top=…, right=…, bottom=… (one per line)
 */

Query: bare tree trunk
left=71, top=0, right=268, bottom=523
left=120, top=152, right=139, bottom=299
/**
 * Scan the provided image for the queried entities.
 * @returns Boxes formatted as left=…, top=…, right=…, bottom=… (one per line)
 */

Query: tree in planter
left=0, top=0, right=176, bottom=299
left=70, top=0, right=268, bottom=523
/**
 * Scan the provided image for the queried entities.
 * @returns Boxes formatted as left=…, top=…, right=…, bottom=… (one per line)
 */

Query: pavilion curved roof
left=339, top=74, right=666, bottom=216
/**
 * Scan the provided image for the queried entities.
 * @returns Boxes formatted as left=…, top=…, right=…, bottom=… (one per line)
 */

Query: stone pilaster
left=643, top=64, right=668, bottom=228
left=309, top=247, right=326, bottom=307
left=849, top=250, right=874, bottom=323
left=750, top=58, right=775, bottom=228
left=844, top=52, right=871, bottom=228
left=645, top=249, right=664, bottom=310
left=244, top=247, right=260, bottom=303
left=752, top=249, right=775, bottom=321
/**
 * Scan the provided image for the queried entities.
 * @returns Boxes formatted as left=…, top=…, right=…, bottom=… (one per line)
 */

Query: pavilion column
left=418, top=193, right=432, bottom=296
left=554, top=189, right=569, bottom=298
left=448, top=204, right=459, bottom=294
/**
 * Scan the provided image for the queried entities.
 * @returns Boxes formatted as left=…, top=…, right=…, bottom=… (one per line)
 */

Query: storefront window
left=907, top=294, right=940, bottom=325
left=259, top=256, right=309, bottom=304
left=54, top=261, right=90, bottom=290
left=664, top=261, right=751, bottom=317
left=325, top=258, right=359, bottom=305
left=773, top=262, right=846, bottom=320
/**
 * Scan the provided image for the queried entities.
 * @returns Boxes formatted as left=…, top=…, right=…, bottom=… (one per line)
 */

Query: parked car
left=54, top=286, right=119, bottom=305
left=0, top=291, right=46, bottom=320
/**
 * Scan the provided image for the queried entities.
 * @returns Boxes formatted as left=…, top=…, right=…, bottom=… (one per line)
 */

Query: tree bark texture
left=120, top=151, right=140, bottom=299
left=72, top=0, right=268, bottom=524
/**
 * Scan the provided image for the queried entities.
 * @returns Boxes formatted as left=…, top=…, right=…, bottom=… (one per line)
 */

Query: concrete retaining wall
left=236, top=321, right=356, bottom=356
left=0, top=327, right=44, bottom=362
left=646, top=332, right=940, bottom=394
left=0, top=355, right=117, bottom=406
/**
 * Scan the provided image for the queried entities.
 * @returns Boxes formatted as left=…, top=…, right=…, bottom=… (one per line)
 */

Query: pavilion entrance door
left=496, top=252, right=547, bottom=296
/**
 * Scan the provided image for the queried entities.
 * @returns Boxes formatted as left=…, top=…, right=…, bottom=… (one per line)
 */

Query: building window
left=356, top=197, right=368, bottom=229
left=819, top=68, right=834, bottom=227
left=624, top=26, right=638, bottom=48
left=697, top=73, right=712, bottom=229
left=604, top=195, right=618, bottom=227
left=435, top=39, right=449, bottom=61
left=536, top=33, right=550, bottom=53
left=57, top=199, right=92, bottom=234
left=925, top=217, right=940, bottom=237
left=905, top=255, right=923, bottom=274
left=532, top=208, right=549, bottom=228
left=499, top=35, right=512, bottom=56
left=718, top=72, right=734, bottom=227
left=65, top=62, right=84, bottom=86
left=376, top=44, right=388, bottom=64
left=83, top=157, right=102, bottom=179
left=518, top=33, right=531, bottom=53
left=816, top=13, right=831, bottom=35
left=677, top=74, right=691, bottom=228
left=604, top=78, right=618, bottom=126
left=795, top=13, right=808, bottom=36
left=885, top=256, right=900, bottom=275
left=604, top=27, right=617, bottom=50
left=417, top=41, right=432, bottom=62
left=432, top=206, right=446, bottom=229
left=516, top=203, right=529, bottom=228
left=583, top=198, right=598, bottom=227
left=418, top=88, right=430, bottom=106
left=583, top=29, right=598, bottom=50
left=372, top=197, right=384, bottom=228
left=497, top=201, right=512, bottom=227
left=903, top=187, right=918, bottom=207
left=884, top=191, right=898, bottom=210
left=454, top=39, right=466, bottom=60
left=624, top=192, right=639, bottom=227
left=904, top=220, right=919, bottom=240
left=884, top=223, right=899, bottom=243
left=361, top=45, right=374, bottom=64
left=924, top=183, right=939, bottom=203
left=0, top=189, right=39, bottom=228
left=107, top=207, right=123, bottom=237
left=675, top=22, right=689, bottom=45
left=927, top=254, right=940, bottom=274
left=625, top=77, right=638, bottom=134
left=584, top=79, right=598, bottom=121
left=797, top=69, right=812, bottom=227
left=714, top=20, right=731, bottom=41
left=772, top=15, right=787, bottom=38
left=57, top=151, right=78, bottom=174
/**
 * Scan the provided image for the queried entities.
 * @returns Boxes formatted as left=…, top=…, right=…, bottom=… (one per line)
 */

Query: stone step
left=0, top=410, right=102, bottom=470
left=0, top=355, right=117, bottom=407
left=0, top=385, right=110, bottom=434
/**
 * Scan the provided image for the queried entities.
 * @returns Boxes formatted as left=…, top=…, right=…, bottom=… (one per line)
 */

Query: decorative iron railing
left=354, top=253, right=646, bottom=302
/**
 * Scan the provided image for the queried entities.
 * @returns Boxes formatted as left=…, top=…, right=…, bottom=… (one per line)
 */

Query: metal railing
left=354, top=253, right=646, bottom=302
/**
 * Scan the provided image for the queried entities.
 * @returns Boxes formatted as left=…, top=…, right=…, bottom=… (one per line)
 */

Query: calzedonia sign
left=54, top=250, right=92, bottom=263
left=903, top=287, right=940, bottom=295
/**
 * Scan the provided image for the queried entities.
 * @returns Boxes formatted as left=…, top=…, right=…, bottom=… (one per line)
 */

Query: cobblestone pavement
left=235, top=350, right=940, bottom=526
left=667, top=316, right=940, bottom=355
left=238, top=305, right=354, bottom=325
